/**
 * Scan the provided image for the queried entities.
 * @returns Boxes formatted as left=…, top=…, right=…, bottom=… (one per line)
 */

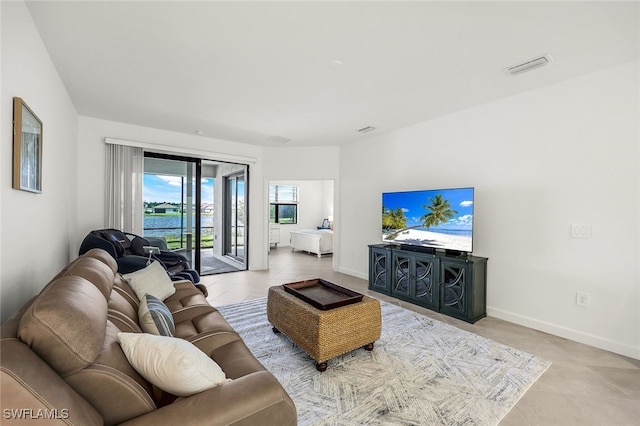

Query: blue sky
left=144, top=174, right=214, bottom=204
left=382, top=187, right=474, bottom=229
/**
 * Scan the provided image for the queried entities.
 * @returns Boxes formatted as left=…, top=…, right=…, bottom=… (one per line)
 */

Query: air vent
left=504, top=54, right=553, bottom=76
left=356, top=126, right=376, bottom=133
left=266, top=135, right=290, bottom=144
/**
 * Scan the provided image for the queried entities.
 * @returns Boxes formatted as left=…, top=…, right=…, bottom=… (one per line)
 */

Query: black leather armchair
left=79, top=229, right=201, bottom=286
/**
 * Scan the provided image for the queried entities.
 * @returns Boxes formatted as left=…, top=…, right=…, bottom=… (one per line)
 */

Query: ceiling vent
left=504, top=54, right=553, bottom=76
left=356, top=126, right=376, bottom=134
left=266, top=135, right=290, bottom=144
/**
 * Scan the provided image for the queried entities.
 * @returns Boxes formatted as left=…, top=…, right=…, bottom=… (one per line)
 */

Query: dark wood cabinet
left=369, top=245, right=392, bottom=295
left=391, top=250, right=439, bottom=311
left=368, top=244, right=488, bottom=323
left=438, top=256, right=487, bottom=323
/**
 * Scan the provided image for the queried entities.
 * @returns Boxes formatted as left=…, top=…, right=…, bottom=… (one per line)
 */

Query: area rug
left=217, top=297, right=550, bottom=426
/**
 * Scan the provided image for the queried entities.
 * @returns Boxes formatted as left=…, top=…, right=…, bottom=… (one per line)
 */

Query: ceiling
left=25, top=1, right=639, bottom=147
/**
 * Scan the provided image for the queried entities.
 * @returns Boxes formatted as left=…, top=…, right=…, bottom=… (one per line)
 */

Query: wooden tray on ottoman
left=283, top=279, right=363, bottom=310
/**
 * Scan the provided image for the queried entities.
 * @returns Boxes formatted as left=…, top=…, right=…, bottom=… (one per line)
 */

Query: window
left=270, top=185, right=298, bottom=224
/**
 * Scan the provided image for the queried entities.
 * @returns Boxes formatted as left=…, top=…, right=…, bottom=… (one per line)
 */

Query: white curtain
left=105, top=143, right=144, bottom=235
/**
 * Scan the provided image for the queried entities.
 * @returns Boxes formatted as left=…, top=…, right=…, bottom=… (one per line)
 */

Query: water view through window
left=143, top=173, right=215, bottom=250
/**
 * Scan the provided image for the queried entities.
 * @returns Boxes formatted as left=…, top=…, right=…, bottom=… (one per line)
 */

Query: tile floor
left=201, top=247, right=640, bottom=426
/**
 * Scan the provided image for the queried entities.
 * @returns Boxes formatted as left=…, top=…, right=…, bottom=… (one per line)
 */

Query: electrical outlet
left=576, top=292, right=590, bottom=307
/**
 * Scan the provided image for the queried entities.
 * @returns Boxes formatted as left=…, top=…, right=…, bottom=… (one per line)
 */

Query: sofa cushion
left=1, top=300, right=104, bottom=426
left=172, top=304, right=235, bottom=331
left=122, top=260, right=176, bottom=301
left=18, top=275, right=157, bottom=425
left=64, top=252, right=118, bottom=301
left=108, top=288, right=143, bottom=333
left=1, top=337, right=104, bottom=426
left=118, top=332, right=228, bottom=397
left=139, top=294, right=175, bottom=336
left=163, top=281, right=209, bottom=312
left=82, top=247, right=119, bottom=271
left=18, top=276, right=108, bottom=375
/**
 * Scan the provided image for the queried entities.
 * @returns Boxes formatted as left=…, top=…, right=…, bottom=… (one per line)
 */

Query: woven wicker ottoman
left=267, top=284, right=382, bottom=371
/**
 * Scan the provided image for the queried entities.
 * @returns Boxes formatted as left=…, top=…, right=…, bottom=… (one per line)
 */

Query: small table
left=267, top=282, right=382, bottom=371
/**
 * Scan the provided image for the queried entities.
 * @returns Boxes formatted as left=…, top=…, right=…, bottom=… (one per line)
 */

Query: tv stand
left=368, top=244, right=488, bottom=323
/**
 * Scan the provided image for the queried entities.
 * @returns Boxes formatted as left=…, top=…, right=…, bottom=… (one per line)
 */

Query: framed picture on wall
left=13, top=97, right=43, bottom=193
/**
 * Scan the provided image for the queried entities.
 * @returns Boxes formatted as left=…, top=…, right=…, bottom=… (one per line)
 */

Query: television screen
left=382, top=187, right=474, bottom=253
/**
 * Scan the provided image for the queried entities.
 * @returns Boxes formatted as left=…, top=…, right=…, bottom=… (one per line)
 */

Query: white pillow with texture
left=117, top=332, right=228, bottom=397
left=122, top=261, right=175, bottom=301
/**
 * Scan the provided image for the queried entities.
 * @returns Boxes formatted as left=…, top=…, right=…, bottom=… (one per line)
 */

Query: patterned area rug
left=217, top=297, right=550, bottom=426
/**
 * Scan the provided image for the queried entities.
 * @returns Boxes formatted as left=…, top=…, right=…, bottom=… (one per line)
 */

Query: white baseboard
left=327, top=270, right=640, bottom=360
left=487, top=306, right=640, bottom=360
left=337, top=266, right=368, bottom=281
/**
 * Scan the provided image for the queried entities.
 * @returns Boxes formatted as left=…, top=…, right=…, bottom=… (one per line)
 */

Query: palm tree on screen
left=420, top=194, right=457, bottom=229
left=382, top=206, right=407, bottom=231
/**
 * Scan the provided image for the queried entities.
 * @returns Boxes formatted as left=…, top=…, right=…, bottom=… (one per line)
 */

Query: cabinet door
left=269, top=225, right=280, bottom=244
left=412, top=255, right=438, bottom=310
left=369, top=247, right=391, bottom=294
left=439, top=259, right=468, bottom=320
left=391, top=253, right=411, bottom=300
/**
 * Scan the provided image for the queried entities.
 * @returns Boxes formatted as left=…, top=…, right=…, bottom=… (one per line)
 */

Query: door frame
left=223, top=169, right=249, bottom=268
left=143, top=152, right=202, bottom=271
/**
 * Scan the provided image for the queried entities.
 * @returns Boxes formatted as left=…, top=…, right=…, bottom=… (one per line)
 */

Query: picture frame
left=13, top=97, right=43, bottom=193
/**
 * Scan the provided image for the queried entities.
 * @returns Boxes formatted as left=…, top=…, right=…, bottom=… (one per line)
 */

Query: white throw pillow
left=117, top=332, right=228, bottom=397
left=122, top=261, right=176, bottom=301
left=138, top=294, right=175, bottom=336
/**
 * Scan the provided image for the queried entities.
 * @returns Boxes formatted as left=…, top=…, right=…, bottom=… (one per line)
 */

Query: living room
left=1, top=1, right=639, bottom=423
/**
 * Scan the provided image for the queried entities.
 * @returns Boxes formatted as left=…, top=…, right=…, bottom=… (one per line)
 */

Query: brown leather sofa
left=1, top=249, right=296, bottom=425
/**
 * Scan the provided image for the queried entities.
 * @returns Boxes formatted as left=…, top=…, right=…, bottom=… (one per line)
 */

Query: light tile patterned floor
left=201, top=247, right=640, bottom=426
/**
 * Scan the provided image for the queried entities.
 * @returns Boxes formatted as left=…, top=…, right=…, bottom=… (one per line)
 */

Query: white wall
left=77, top=117, right=267, bottom=269
left=1, top=1, right=79, bottom=321
left=263, top=146, right=339, bottom=181
left=338, top=61, right=640, bottom=359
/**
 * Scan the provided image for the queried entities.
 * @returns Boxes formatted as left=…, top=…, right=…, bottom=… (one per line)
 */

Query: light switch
left=571, top=224, right=591, bottom=239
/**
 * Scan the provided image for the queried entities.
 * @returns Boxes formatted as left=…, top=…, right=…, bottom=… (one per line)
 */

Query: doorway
left=143, top=153, right=248, bottom=275
left=267, top=179, right=334, bottom=268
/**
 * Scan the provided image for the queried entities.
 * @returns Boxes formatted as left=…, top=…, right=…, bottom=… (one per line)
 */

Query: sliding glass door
left=143, top=154, right=200, bottom=268
left=143, top=153, right=248, bottom=275
left=224, top=170, right=246, bottom=263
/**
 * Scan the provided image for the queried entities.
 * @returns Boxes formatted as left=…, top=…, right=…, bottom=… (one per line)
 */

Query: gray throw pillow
left=138, top=293, right=175, bottom=336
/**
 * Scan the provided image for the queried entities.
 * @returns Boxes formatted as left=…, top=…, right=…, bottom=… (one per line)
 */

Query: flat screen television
left=382, top=187, right=474, bottom=253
